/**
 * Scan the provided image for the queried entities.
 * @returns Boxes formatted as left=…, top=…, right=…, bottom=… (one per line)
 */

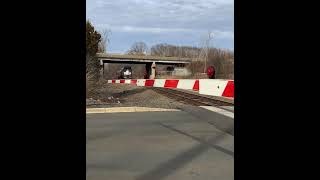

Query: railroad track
left=152, top=88, right=234, bottom=107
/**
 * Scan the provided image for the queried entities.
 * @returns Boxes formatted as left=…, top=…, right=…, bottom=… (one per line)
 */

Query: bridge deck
left=96, top=53, right=195, bottom=63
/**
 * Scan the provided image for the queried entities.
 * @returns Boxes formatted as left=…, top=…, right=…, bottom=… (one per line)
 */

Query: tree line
left=126, top=42, right=234, bottom=78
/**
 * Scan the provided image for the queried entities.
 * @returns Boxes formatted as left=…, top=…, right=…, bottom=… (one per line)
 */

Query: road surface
left=87, top=106, right=234, bottom=180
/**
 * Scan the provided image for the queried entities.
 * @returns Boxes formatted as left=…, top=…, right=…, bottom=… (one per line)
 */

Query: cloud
left=86, top=0, right=234, bottom=52
left=119, top=26, right=194, bottom=33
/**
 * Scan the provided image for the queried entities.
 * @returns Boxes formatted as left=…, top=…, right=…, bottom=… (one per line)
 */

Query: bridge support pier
left=99, top=64, right=104, bottom=78
left=150, top=62, right=156, bottom=79
left=99, top=60, right=104, bottom=78
left=145, top=62, right=156, bottom=79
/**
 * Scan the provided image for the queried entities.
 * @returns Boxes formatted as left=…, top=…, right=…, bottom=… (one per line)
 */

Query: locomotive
left=118, top=66, right=132, bottom=79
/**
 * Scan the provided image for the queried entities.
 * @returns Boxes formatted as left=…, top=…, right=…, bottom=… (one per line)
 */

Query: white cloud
left=86, top=0, right=234, bottom=51
left=116, top=26, right=194, bottom=33
left=212, top=31, right=234, bottom=39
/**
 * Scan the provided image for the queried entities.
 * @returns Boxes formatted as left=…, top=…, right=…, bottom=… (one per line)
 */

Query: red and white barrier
left=108, top=79, right=137, bottom=85
left=107, top=79, right=234, bottom=98
left=199, top=79, right=234, bottom=98
left=136, top=79, right=199, bottom=91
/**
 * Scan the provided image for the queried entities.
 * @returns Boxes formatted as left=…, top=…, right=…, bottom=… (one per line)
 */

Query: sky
left=86, top=0, right=234, bottom=53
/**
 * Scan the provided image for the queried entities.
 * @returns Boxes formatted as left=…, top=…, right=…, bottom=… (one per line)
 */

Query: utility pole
left=204, top=31, right=213, bottom=73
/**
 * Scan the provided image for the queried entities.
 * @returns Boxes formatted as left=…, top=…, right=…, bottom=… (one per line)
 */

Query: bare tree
left=98, top=29, right=111, bottom=53
left=86, top=55, right=100, bottom=97
left=86, top=21, right=102, bottom=82
left=150, top=43, right=168, bottom=56
left=149, top=42, right=233, bottom=78
left=127, top=42, right=148, bottom=55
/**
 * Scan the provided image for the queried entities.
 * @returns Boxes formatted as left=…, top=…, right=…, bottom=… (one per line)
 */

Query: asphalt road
left=87, top=106, right=234, bottom=180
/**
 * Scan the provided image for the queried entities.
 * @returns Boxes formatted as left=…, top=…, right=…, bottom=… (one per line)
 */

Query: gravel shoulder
left=86, top=81, right=188, bottom=109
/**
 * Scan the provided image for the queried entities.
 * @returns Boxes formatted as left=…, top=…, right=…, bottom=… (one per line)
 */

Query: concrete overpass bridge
left=96, top=53, right=194, bottom=79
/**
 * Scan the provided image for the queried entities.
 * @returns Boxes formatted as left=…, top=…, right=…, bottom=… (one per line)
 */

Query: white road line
left=220, top=106, right=234, bottom=111
left=86, top=107, right=180, bottom=114
left=200, top=106, right=234, bottom=119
